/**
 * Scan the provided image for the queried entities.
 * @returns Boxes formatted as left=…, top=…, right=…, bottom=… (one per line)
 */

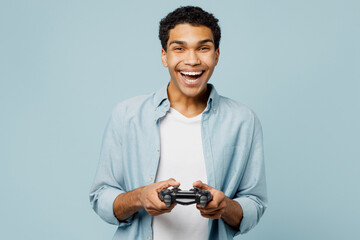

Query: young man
left=90, top=6, right=267, bottom=239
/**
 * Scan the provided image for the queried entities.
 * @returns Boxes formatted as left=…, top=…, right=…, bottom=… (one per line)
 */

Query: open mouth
left=180, top=71, right=205, bottom=84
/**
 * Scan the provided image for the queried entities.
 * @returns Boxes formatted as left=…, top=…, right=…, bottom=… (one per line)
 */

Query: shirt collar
left=153, top=84, right=169, bottom=108
left=153, top=83, right=220, bottom=113
left=205, top=83, right=219, bottom=113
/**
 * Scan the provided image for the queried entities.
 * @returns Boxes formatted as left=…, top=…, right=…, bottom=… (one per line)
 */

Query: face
left=161, top=23, right=220, bottom=100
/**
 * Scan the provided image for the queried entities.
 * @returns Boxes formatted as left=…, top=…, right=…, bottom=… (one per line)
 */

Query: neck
left=167, top=82, right=210, bottom=118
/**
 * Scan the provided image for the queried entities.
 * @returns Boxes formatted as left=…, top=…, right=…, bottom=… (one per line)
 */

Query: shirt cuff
left=97, top=187, right=133, bottom=227
left=234, top=197, right=259, bottom=235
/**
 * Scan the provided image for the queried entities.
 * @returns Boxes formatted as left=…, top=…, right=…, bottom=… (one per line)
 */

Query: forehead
left=168, top=23, right=214, bottom=44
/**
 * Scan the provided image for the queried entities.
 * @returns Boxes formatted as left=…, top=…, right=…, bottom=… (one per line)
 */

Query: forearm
left=221, top=197, right=243, bottom=229
left=113, top=186, right=144, bottom=221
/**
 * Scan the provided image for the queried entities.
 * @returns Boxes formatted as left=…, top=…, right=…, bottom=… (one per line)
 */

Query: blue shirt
left=89, top=84, right=267, bottom=239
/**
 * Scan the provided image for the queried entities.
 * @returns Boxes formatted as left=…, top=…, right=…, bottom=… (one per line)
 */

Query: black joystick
left=160, top=187, right=211, bottom=208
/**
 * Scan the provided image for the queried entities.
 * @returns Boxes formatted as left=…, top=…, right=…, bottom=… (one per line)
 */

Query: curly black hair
left=159, top=6, right=221, bottom=51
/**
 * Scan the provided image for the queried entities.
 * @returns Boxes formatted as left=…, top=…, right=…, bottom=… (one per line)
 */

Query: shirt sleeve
left=89, top=106, right=133, bottom=227
left=233, top=114, right=268, bottom=235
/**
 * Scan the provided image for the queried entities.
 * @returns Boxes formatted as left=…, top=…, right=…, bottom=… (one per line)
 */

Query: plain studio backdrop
left=1, top=0, right=359, bottom=239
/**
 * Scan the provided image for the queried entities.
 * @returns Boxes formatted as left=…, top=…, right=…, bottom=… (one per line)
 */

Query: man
left=90, top=6, right=267, bottom=239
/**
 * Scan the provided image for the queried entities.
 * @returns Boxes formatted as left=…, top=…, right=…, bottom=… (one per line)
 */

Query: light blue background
left=1, top=0, right=359, bottom=239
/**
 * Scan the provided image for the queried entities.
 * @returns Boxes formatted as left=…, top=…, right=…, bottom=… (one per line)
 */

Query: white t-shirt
left=152, top=107, right=208, bottom=240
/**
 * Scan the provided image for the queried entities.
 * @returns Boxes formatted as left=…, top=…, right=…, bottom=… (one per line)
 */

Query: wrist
left=222, top=197, right=232, bottom=218
left=113, top=186, right=145, bottom=221
left=221, top=197, right=243, bottom=229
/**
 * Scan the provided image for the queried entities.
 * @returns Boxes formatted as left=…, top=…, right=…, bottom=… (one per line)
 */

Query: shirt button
left=149, top=177, right=153, bottom=182
left=156, top=147, right=160, bottom=152
left=147, top=237, right=151, bottom=240
left=164, top=101, right=168, bottom=106
left=213, top=107, right=216, bottom=111
left=154, top=118, right=157, bottom=122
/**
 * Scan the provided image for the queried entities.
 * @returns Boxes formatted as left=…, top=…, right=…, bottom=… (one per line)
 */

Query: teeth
left=181, top=71, right=202, bottom=76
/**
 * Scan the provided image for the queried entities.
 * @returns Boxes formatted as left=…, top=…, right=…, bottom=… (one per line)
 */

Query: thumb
left=167, top=178, right=180, bottom=187
left=193, top=180, right=210, bottom=190
left=160, top=178, right=180, bottom=189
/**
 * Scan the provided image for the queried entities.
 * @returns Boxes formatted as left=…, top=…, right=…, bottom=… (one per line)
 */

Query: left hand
left=193, top=180, right=228, bottom=219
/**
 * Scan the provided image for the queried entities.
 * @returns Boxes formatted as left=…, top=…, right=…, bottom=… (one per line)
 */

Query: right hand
left=139, top=178, right=180, bottom=216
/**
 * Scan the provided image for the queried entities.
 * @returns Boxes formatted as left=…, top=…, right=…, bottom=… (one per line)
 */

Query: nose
left=183, top=50, right=200, bottom=66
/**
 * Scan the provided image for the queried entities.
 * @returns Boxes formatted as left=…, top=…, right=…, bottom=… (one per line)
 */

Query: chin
left=179, top=85, right=208, bottom=98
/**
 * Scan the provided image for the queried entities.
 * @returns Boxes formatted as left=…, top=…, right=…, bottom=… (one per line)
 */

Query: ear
left=161, top=48, right=168, bottom=67
left=215, top=48, right=220, bottom=66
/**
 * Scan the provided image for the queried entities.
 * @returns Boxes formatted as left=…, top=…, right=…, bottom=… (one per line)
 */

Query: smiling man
left=163, top=23, right=219, bottom=109
left=90, top=6, right=267, bottom=240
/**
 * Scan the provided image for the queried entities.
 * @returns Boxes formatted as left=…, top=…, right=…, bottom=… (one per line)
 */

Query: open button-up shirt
left=89, top=84, right=268, bottom=239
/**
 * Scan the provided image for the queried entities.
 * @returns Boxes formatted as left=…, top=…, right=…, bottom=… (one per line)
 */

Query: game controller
left=160, top=186, right=211, bottom=208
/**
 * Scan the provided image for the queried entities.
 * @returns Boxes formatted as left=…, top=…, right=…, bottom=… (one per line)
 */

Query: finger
left=197, top=197, right=219, bottom=209
left=147, top=206, right=172, bottom=215
left=147, top=202, right=173, bottom=213
left=198, top=207, right=225, bottom=215
left=197, top=202, right=221, bottom=211
left=205, top=198, right=220, bottom=209
left=192, top=180, right=209, bottom=190
left=148, top=191, right=170, bottom=210
left=208, top=190, right=225, bottom=206
left=200, top=212, right=222, bottom=219
left=157, top=178, right=180, bottom=190
left=196, top=200, right=217, bottom=212
left=204, top=197, right=218, bottom=207
left=153, top=192, right=178, bottom=209
left=143, top=198, right=160, bottom=211
left=168, top=202, right=177, bottom=210
left=156, top=200, right=177, bottom=210
left=199, top=205, right=225, bottom=218
left=196, top=202, right=216, bottom=211
left=197, top=197, right=226, bottom=211
left=166, top=178, right=180, bottom=186
left=147, top=208, right=171, bottom=216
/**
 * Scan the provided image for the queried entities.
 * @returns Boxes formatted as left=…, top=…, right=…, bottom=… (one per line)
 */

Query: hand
left=139, top=178, right=180, bottom=216
left=193, top=180, right=227, bottom=219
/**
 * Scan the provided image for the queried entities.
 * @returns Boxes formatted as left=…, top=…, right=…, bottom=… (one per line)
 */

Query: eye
left=199, top=47, right=210, bottom=51
left=174, top=47, right=184, bottom=51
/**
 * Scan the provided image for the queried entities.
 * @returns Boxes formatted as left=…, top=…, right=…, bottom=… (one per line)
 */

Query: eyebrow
left=168, top=39, right=214, bottom=47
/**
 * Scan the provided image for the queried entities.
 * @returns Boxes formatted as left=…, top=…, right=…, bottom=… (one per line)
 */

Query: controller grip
left=163, top=194, right=172, bottom=207
left=199, top=195, right=208, bottom=208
